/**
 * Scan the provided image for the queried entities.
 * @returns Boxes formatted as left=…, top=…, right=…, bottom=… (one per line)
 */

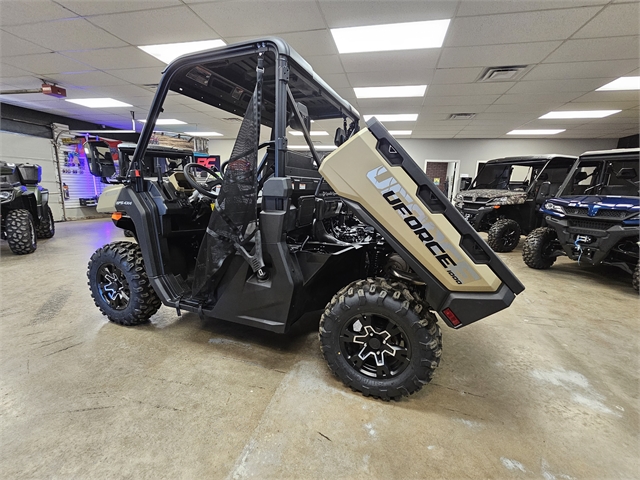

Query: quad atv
left=523, top=148, right=639, bottom=291
left=86, top=38, right=524, bottom=400
left=454, top=155, right=575, bottom=252
left=1, top=161, right=55, bottom=255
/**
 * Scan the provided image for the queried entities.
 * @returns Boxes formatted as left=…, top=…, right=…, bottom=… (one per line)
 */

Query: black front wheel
left=5, top=209, right=37, bottom=255
left=320, top=278, right=442, bottom=401
left=523, top=227, right=559, bottom=269
left=87, top=242, right=161, bottom=325
left=487, top=218, right=521, bottom=252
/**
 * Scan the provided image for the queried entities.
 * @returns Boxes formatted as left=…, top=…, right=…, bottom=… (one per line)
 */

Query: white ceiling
left=0, top=0, right=638, bottom=140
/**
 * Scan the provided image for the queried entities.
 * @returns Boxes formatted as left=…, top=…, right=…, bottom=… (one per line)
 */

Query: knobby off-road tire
left=523, top=227, right=558, bottom=269
left=633, top=263, right=639, bottom=292
left=87, top=241, right=161, bottom=326
left=320, top=278, right=442, bottom=401
left=36, top=205, right=55, bottom=239
left=5, top=209, right=37, bottom=255
left=487, top=218, right=521, bottom=252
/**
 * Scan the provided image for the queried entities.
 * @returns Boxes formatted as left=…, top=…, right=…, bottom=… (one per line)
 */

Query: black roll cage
left=133, top=38, right=361, bottom=183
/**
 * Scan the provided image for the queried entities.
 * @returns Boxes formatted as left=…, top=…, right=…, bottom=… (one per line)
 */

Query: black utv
left=454, top=155, right=576, bottom=252
left=1, top=161, right=55, bottom=254
left=86, top=38, right=524, bottom=400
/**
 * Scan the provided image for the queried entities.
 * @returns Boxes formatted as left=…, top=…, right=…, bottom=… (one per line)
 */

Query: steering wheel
left=184, top=163, right=223, bottom=199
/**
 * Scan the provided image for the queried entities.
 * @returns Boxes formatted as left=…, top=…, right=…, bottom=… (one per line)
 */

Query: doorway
left=424, top=160, right=460, bottom=201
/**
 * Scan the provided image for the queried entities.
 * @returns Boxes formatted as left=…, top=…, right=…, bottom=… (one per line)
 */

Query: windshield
left=471, top=164, right=535, bottom=190
left=559, top=158, right=639, bottom=196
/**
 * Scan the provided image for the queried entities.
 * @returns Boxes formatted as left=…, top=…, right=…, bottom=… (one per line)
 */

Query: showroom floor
left=0, top=218, right=637, bottom=479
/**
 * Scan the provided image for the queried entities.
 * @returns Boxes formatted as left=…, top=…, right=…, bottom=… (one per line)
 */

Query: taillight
left=442, top=307, right=461, bottom=327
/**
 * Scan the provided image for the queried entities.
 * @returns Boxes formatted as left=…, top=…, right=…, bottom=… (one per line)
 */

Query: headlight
left=454, top=193, right=463, bottom=203
left=543, top=202, right=565, bottom=214
left=0, top=191, right=12, bottom=202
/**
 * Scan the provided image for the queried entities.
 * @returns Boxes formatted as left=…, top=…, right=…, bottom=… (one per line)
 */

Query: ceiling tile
left=0, top=1, right=78, bottom=26
left=191, top=1, right=325, bottom=37
left=446, top=7, right=600, bottom=47
left=341, top=50, right=439, bottom=73
left=484, top=103, right=558, bottom=113
left=431, top=67, right=485, bottom=85
left=0, top=75, right=42, bottom=89
left=57, top=0, right=182, bottom=16
left=558, top=101, right=634, bottom=111
left=0, top=30, right=52, bottom=56
left=277, top=31, right=339, bottom=57
left=543, top=36, right=640, bottom=63
left=438, top=41, right=562, bottom=68
left=569, top=90, right=640, bottom=103
left=523, top=59, right=639, bottom=81
left=0, top=63, right=31, bottom=78
left=427, top=83, right=515, bottom=96
left=86, top=6, right=218, bottom=45
left=105, top=67, right=165, bottom=84
left=508, top=78, right=610, bottom=94
left=317, top=0, right=457, bottom=28
left=318, top=73, right=351, bottom=89
left=3, top=53, right=92, bottom=75
left=494, top=92, right=586, bottom=105
left=354, top=98, right=424, bottom=110
left=424, top=95, right=500, bottom=106
left=46, top=70, right=126, bottom=88
left=305, top=55, right=344, bottom=76
left=573, top=3, right=640, bottom=39
left=420, top=105, right=490, bottom=115
left=347, top=70, right=434, bottom=88
left=456, top=0, right=608, bottom=17
left=61, top=47, right=166, bottom=70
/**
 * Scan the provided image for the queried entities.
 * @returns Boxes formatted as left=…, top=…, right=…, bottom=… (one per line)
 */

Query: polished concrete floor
left=0, top=218, right=638, bottom=479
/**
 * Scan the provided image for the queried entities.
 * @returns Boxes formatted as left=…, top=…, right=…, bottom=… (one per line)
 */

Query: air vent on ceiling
left=478, top=65, right=528, bottom=82
left=143, top=84, right=158, bottom=90
left=449, top=113, right=476, bottom=120
left=221, top=117, right=243, bottom=123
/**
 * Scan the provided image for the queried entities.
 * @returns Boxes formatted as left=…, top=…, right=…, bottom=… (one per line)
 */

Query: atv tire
left=320, top=278, right=442, bottom=401
left=523, top=227, right=558, bottom=269
left=487, top=218, right=521, bottom=252
left=5, top=209, right=37, bottom=255
left=87, top=241, right=161, bottom=325
left=36, top=205, right=55, bottom=239
left=633, top=263, right=639, bottom=292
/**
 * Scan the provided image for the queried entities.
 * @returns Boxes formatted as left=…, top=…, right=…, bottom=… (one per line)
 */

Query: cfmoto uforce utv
left=523, top=148, right=639, bottom=291
left=1, top=161, right=55, bottom=255
left=87, top=39, right=524, bottom=400
left=454, top=155, right=576, bottom=252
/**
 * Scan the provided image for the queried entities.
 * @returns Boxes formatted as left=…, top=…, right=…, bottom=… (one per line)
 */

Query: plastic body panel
left=319, top=119, right=524, bottom=327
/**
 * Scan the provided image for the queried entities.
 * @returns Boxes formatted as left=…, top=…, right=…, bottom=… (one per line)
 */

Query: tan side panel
left=319, top=129, right=501, bottom=293
left=96, top=185, right=124, bottom=213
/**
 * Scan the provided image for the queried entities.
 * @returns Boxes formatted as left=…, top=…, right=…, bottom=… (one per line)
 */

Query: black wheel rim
left=97, top=263, right=130, bottom=310
left=501, top=228, right=519, bottom=249
left=339, top=313, right=412, bottom=379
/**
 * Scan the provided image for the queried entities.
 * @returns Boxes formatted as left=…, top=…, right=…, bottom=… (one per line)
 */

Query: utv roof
left=484, top=154, right=577, bottom=166
left=160, top=37, right=361, bottom=125
left=578, top=147, right=640, bottom=158
left=118, top=143, right=193, bottom=158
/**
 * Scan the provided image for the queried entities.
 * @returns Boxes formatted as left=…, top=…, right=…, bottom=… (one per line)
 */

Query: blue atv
left=523, top=148, right=639, bottom=291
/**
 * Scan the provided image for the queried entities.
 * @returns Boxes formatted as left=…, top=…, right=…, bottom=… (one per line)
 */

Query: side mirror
left=616, top=167, right=637, bottom=179
left=574, top=171, right=588, bottom=182
left=536, top=181, right=551, bottom=202
left=289, top=102, right=311, bottom=134
left=85, top=142, right=116, bottom=179
left=334, top=127, right=346, bottom=147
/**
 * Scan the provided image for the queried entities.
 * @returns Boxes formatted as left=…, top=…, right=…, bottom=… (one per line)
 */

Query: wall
left=397, top=138, right=618, bottom=177
left=0, top=131, right=64, bottom=221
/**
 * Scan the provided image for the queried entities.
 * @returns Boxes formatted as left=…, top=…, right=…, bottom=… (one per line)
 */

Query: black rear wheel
left=487, top=218, right=521, bottom=252
left=36, top=205, right=55, bottom=239
left=87, top=242, right=161, bottom=325
left=523, top=227, right=559, bottom=269
left=320, top=278, right=442, bottom=401
left=5, top=209, right=37, bottom=255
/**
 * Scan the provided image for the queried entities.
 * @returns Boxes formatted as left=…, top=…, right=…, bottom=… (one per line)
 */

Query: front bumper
left=456, top=204, right=495, bottom=231
left=544, top=214, right=639, bottom=266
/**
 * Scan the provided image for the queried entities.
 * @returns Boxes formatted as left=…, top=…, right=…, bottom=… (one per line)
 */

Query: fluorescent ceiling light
left=596, top=76, right=640, bottom=91
left=507, top=129, right=565, bottom=135
left=354, top=85, right=427, bottom=99
left=139, top=119, right=186, bottom=125
left=539, top=110, right=621, bottom=119
left=364, top=114, right=418, bottom=122
left=331, top=19, right=450, bottom=54
left=389, top=130, right=412, bottom=136
left=289, top=145, right=337, bottom=151
left=138, top=39, right=227, bottom=64
left=65, top=98, right=132, bottom=108
left=184, top=131, right=223, bottom=137
left=289, top=130, right=329, bottom=136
